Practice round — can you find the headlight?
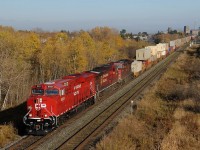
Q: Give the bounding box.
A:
[39,98,42,103]
[44,114,47,117]
[29,114,32,117]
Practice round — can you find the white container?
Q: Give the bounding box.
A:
[161,50,166,56]
[157,52,161,59]
[136,48,151,60]
[156,43,166,51]
[165,43,169,51]
[131,60,142,73]
[170,41,175,47]
[157,43,168,51]
[145,46,157,56]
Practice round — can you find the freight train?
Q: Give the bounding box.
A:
[23,36,191,135]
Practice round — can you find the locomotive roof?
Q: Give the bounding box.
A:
[91,63,113,72]
[33,72,95,89]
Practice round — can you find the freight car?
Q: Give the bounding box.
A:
[131,36,191,76]
[23,36,191,135]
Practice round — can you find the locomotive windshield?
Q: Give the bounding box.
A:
[32,89,44,95]
[45,89,59,95]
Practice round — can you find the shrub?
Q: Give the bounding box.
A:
[96,116,154,150]
[161,121,200,150]
[0,124,19,148]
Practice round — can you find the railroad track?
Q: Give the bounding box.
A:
[5,45,187,150]
[5,135,43,150]
[56,50,181,150]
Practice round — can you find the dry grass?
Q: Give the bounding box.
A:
[96,88,175,150]
[136,91,172,124]
[0,124,19,148]
[95,45,200,150]
[96,116,153,150]
[161,99,200,150]
[161,121,200,150]
[173,107,188,120]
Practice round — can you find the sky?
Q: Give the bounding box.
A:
[0,0,199,33]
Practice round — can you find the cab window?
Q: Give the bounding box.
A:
[45,89,59,95]
[32,89,44,95]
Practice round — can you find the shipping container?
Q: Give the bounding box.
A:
[157,52,161,59]
[131,60,142,77]
[150,55,157,63]
[170,41,175,47]
[156,43,166,52]
[161,50,166,56]
[136,48,151,61]
[165,43,169,51]
[145,46,157,56]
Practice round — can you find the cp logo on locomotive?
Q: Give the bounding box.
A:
[35,103,47,111]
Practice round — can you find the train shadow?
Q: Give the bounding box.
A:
[0,102,27,135]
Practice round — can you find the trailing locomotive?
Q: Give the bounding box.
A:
[23,37,191,135]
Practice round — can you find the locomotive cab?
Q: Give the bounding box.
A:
[23,83,60,135]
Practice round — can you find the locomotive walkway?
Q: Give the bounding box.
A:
[6,45,188,150]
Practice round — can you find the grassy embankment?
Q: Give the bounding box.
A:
[0,124,19,148]
[96,45,200,150]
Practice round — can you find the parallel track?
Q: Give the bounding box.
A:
[56,50,181,150]
[5,136,43,150]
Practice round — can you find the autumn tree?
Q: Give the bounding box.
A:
[0,25,152,110]
[38,32,70,81]
[0,27,31,109]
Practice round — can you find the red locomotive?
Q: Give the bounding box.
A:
[23,60,132,135]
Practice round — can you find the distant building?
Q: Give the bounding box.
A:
[168,27,172,33]
[133,35,148,41]
[184,26,190,34]
[191,29,199,36]
[139,36,148,41]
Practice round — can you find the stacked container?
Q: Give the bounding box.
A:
[136,48,151,70]
[170,41,176,52]
[131,60,142,77]
[136,48,151,61]
[162,43,169,56]
[156,43,167,59]
[145,46,157,64]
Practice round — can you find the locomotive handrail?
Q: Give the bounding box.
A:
[23,107,32,126]
[44,107,57,126]
[99,81,118,93]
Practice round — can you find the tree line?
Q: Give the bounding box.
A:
[0,26,150,110]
